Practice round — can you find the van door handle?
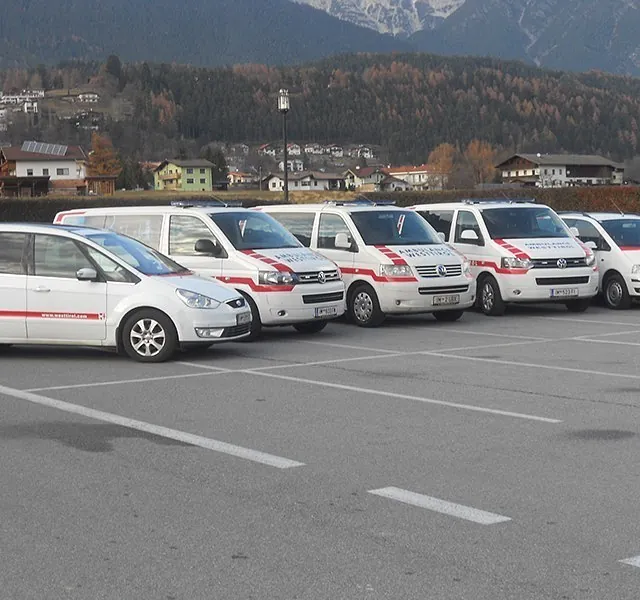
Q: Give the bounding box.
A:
[33,286,51,293]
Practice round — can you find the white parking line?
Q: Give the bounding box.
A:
[244,370,562,423]
[620,556,640,568]
[0,384,304,469]
[291,340,399,354]
[368,487,511,525]
[547,316,640,327]
[577,338,640,347]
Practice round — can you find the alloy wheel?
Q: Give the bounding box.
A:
[130,318,166,357]
[482,282,495,312]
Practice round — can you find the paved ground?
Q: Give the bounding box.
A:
[2,303,640,599]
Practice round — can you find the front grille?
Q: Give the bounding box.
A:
[226,297,246,309]
[530,257,587,269]
[297,270,341,284]
[221,323,251,338]
[418,285,469,295]
[302,291,345,304]
[415,264,463,278]
[536,276,590,286]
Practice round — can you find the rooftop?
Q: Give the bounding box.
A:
[497,153,624,169]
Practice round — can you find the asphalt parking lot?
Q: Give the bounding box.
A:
[2,304,640,599]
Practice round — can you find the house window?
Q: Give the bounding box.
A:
[27,169,33,176]
[552,169,556,175]
[187,168,194,174]
[56,168,70,176]
[42,168,49,176]
[187,178,194,184]
[314,181,318,187]
[200,179,206,184]
[544,169,548,175]
[200,169,205,174]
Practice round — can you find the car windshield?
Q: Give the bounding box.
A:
[482,207,570,239]
[85,231,189,276]
[208,211,301,250]
[350,210,442,245]
[600,218,640,247]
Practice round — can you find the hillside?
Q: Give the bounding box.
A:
[2,54,640,163]
[0,0,408,68]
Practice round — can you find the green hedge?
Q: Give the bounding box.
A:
[2,186,639,223]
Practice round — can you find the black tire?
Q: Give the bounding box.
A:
[121,309,178,363]
[603,273,632,310]
[238,292,262,342]
[565,298,592,313]
[478,275,506,316]
[433,310,464,322]
[0,344,12,353]
[293,320,328,334]
[348,283,385,327]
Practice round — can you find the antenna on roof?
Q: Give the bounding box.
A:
[611,200,625,216]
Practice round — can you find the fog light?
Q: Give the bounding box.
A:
[195,328,223,338]
[395,300,401,306]
[277,310,287,317]
[512,289,522,296]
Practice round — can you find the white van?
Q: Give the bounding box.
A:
[412,199,599,316]
[259,201,475,326]
[54,203,345,338]
[560,211,640,309]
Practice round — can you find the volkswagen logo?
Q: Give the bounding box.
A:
[317,271,326,284]
[436,264,448,277]
[557,258,567,269]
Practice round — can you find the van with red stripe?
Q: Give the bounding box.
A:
[54,203,345,338]
[259,201,475,326]
[411,199,599,316]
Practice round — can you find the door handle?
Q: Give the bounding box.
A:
[33,286,51,293]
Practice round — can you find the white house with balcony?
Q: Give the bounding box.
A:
[278,158,304,172]
[263,171,346,191]
[383,164,448,190]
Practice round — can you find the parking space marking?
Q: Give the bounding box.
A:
[368,487,512,525]
[620,556,640,569]
[546,316,640,327]
[290,340,399,354]
[0,384,304,469]
[577,338,640,347]
[243,370,562,423]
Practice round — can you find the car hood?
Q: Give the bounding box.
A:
[376,244,463,264]
[151,273,241,302]
[240,247,337,271]
[497,238,586,259]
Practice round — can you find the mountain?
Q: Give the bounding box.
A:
[0,0,409,68]
[292,0,465,36]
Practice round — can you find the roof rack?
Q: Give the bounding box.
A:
[170,199,243,208]
[461,197,536,205]
[323,198,397,207]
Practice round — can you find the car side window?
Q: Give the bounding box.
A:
[573,219,609,251]
[169,215,220,256]
[454,210,484,245]
[0,232,28,275]
[318,214,351,250]
[103,215,163,249]
[84,245,139,283]
[34,235,93,278]
[419,210,453,242]
[269,212,315,247]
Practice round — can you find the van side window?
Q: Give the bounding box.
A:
[103,215,163,249]
[269,212,314,247]
[169,215,219,256]
[572,219,609,250]
[318,214,351,250]
[0,232,28,275]
[419,210,453,242]
[34,235,93,278]
[454,211,484,245]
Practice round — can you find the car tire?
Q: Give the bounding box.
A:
[433,310,465,322]
[478,275,506,316]
[238,292,262,342]
[121,309,178,363]
[603,273,632,310]
[565,298,592,313]
[293,320,328,334]
[348,283,385,327]
[0,344,12,353]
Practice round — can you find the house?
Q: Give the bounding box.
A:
[352,145,374,159]
[227,171,255,186]
[495,153,625,187]
[258,144,277,157]
[154,159,214,192]
[382,164,448,190]
[0,141,88,196]
[23,101,38,114]
[304,143,323,155]
[78,93,100,103]
[0,89,44,104]
[278,158,304,172]
[263,171,346,192]
[379,175,410,192]
[343,166,387,191]
[329,145,344,158]
[287,143,302,156]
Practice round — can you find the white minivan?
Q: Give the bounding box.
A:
[412,199,599,316]
[54,203,345,338]
[0,223,252,362]
[560,211,640,309]
[259,201,476,326]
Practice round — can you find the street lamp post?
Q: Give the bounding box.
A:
[278,89,290,203]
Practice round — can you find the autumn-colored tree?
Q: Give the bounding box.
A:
[88,132,122,176]
[464,140,497,185]
[427,143,456,174]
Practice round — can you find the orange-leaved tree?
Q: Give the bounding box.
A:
[427,142,456,174]
[464,139,497,185]
[88,132,122,176]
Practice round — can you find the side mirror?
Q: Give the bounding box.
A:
[569,226,580,237]
[195,238,222,257]
[77,267,98,282]
[585,241,598,250]
[460,229,479,242]
[334,232,352,250]
[437,232,446,242]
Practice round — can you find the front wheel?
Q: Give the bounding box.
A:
[238,292,262,342]
[121,309,178,363]
[293,320,328,334]
[348,284,385,327]
[478,276,506,316]
[603,273,632,310]
[565,298,592,313]
[433,310,464,322]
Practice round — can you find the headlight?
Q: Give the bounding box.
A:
[380,264,413,277]
[176,289,221,309]
[258,271,299,286]
[501,257,532,270]
[585,253,596,267]
[631,264,640,275]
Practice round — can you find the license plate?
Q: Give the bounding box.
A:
[237,312,252,324]
[433,294,460,306]
[550,288,579,298]
[315,306,338,318]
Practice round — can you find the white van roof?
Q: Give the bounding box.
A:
[57,204,252,217]
[260,203,411,214]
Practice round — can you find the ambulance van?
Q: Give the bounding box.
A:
[259,201,475,327]
[54,203,345,338]
[412,199,599,316]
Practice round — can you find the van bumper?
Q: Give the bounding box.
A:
[376,278,476,314]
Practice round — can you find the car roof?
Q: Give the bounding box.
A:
[0,222,128,239]
[560,212,640,221]
[413,200,540,210]
[56,205,252,216]
[261,203,410,213]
